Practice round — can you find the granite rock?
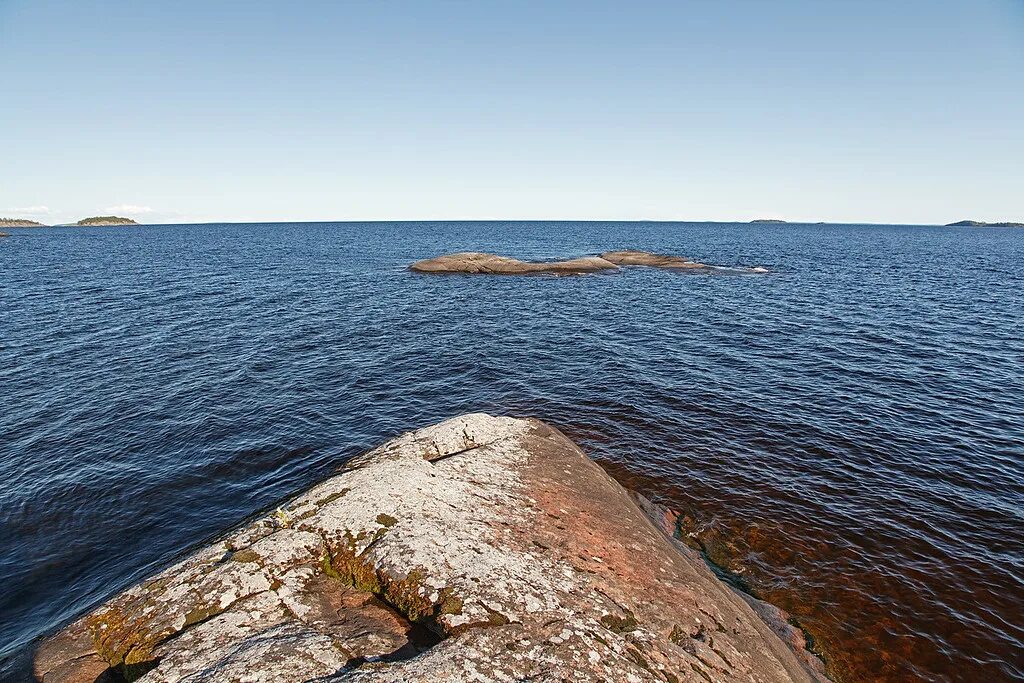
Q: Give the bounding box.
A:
[35,414,827,683]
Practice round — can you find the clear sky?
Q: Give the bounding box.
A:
[2,0,1022,225]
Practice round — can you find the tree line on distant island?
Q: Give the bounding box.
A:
[749,219,1024,227]
[0,216,138,227]
[944,220,1024,227]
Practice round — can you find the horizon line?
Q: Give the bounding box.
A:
[2,218,990,228]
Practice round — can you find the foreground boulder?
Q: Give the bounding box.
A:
[35,414,826,683]
[409,252,619,275]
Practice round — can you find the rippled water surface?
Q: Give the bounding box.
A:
[1,221,1022,682]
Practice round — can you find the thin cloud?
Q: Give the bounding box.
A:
[104,205,154,216]
[3,205,52,216]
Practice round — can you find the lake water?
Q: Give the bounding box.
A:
[1,221,1021,682]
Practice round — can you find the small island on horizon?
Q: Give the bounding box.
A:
[0,218,47,227]
[1,216,140,228]
[74,216,138,226]
[946,219,1024,227]
[750,219,787,224]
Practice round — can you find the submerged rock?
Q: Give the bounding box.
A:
[409,251,618,275]
[35,414,827,683]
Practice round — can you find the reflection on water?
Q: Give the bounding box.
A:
[1,221,1021,681]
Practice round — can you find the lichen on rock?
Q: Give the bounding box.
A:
[34,413,827,683]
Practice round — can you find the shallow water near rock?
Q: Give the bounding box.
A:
[1,220,1022,682]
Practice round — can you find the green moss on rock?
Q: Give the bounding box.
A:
[375,513,398,528]
[320,532,461,632]
[84,606,169,682]
[315,489,350,506]
[230,548,261,563]
[600,610,638,634]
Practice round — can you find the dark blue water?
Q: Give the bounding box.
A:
[1,221,1022,682]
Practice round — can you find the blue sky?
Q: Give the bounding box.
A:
[1,0,1022,224]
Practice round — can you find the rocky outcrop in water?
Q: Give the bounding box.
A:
[35,414,825,683]
[410,250,715,275]
[408,252,619,275]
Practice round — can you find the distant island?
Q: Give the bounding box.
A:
[1,216,141,227]
[750,219,787,224]
[74,216,138,226]
[0,218,47,227]
[946,220,1024,227]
